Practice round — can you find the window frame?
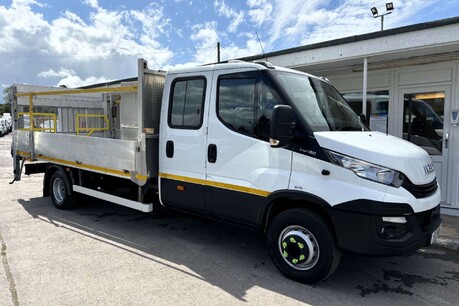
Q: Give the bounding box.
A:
[216,70,282,141]
[168,76,207,130]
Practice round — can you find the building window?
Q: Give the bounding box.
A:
[403,92,445,155]
[343,91,389,133]
[169,78,206,129]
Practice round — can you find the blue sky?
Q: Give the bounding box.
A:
[1,0,459,90]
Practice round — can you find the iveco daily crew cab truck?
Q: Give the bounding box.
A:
[11,59,442,283]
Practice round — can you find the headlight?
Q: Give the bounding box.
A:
[325,150,403,187]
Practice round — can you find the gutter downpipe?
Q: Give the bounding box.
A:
[362,57,368,120]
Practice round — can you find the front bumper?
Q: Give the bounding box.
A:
[328,202,442,256]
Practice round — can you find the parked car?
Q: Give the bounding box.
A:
[3,113,11,131]
[0,118,8,136]
[39,119,61,132]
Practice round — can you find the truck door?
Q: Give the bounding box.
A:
[205,70,292,226]
[159,71,213,214]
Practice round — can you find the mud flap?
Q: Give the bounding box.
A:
[10,156,24,184]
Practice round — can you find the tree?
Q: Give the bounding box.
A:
[1,87,12,114]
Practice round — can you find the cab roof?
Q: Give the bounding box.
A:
[166,60,321,81]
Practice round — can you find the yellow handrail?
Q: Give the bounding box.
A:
[76,114,109,136]
[15,86,137,135]
[15,86,137,97]
[18,112,57,132]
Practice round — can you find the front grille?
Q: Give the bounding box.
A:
[402,177,438,199]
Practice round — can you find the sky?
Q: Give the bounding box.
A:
[1,0,459,92]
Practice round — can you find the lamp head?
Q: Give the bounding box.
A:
[371,7,378,17]
[386,2,394,11]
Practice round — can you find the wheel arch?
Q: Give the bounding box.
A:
[43,165,75,197]
[259,190,335,235]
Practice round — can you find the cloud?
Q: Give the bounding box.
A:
[36,67,111,87]
[1,0,456,91]
[297,0,441,46]
[214,0,245,32]
[48,2,173,67]
[190,22,220,64]
[244,0,445,49]
[247,0,272,26]
[190,22,261,64]
[263,0,330,45]
[0,0,174,88]
[0,0,50,53]
[220,36,262,60]
[84,0,99,9]
[37,68,77,78]
[56,75,110,88]
[12,0,45,8]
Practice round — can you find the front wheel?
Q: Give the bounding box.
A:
[49,170,77,209]
[267,209,341,284]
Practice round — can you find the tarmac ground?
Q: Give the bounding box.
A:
[435,214,459,250]
[1,133,458,306]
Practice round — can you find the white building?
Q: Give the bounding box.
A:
[241,17,459,216]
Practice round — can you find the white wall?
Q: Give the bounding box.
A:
[323,61,459,211]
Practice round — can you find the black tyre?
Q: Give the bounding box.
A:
[49,170,77,209]
[266,209,341,284]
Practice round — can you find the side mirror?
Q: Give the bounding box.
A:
[269,105,295,148]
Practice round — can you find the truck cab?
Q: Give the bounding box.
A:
[158,61,441,282]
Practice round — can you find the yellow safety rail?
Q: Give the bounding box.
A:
[18,112,57,132]
[15,86,138,135]
[15,86,138,98]
[76,114,110,136]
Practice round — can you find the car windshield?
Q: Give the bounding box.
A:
[273,71,366,132]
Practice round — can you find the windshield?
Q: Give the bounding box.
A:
[273,71,366,132]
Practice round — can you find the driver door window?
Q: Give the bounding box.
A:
[217,73,281,140]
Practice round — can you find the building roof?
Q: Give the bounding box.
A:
[78,77,138,89]
[238,16,459,74]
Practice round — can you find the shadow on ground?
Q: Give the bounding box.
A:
[17,195,459,305]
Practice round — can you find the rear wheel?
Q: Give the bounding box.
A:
[267,209,341,284]
[49,170,77,209]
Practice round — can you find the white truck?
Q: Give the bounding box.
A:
[10,59,442,283]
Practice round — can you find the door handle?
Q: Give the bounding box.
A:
[437,133,449,149]
[166,140,174,158]
[208,144,217,163]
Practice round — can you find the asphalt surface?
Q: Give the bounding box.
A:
[1,133,459,306]
[435,214,459,251]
